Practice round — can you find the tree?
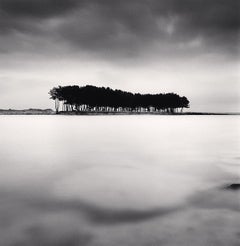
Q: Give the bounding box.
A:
[49,85,190,113]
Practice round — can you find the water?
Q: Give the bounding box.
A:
[0,115,239,246]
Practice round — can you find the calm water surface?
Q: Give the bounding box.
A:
[0,115,239,246]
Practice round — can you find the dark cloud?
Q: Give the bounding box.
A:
[0,0,79,18]
[0,0,238,57]
[0,0,79,34]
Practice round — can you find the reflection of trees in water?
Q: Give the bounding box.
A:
[49,85,189,113]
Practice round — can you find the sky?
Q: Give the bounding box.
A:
[0,0,239,112]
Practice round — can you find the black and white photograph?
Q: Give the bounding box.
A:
[0,0,239,245]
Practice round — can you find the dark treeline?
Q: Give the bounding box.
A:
[49,85,189,113]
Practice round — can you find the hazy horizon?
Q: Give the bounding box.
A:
[0,0,239,112]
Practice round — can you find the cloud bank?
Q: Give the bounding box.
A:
[0,0,239,111]
[0,0,238,57]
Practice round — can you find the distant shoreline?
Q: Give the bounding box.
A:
[0,109,55,115]
[0,109,239,115]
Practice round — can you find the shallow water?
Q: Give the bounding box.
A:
[0,115,239,246]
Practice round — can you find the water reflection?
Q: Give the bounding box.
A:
[0,115,239,246]
[1,184,239,246]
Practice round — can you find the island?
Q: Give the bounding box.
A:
[49,85,190,114]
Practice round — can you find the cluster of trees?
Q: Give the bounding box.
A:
[49,85,189,113]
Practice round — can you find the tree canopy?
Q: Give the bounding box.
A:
[49,85,189,113]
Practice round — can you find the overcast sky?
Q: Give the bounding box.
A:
[0,0,239,112]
